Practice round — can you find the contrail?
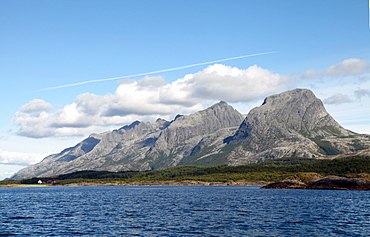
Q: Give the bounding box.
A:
[34,51,276,92]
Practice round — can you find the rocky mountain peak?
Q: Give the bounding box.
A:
[230,88,350,143]
[150,101,244,151]
[161,101,243,131]
[225,89,366,164]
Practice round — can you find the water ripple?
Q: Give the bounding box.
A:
[1,186,369,236]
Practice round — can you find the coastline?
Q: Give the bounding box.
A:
[1,181,269,188]
[62,181,269,186]
[0,184,52,188]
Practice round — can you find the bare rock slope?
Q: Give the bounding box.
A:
[225,89,370,165]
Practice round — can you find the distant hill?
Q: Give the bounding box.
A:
[11,89,370,180]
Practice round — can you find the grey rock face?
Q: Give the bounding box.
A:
[11,119,171,179]
[226,89,370,164]
[145,101,245,168]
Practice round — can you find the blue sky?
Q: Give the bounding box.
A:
[1,0,370,180]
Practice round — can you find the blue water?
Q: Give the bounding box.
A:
[1,186,369,236]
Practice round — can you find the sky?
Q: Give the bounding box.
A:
[1,0,370,180]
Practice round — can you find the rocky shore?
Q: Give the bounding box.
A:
[262,173,370,190]
[1,181,269,187]
[59,181,269,186]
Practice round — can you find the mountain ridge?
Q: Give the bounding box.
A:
[225,88,361,165]
[11,89,370,180]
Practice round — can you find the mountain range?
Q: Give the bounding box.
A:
[11,89,370,180]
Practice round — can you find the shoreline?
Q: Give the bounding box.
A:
[1,181,269,188]
[62,181,269,186]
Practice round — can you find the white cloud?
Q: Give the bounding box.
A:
[14,64,288,138]
[301,69,318,79]
[322,58,370,76]
[323,93,353,105]
[0,150,52,166]
[14,110,56,138]
[137,75,167,88]
[184,64,289,102]
[20,99,53,114]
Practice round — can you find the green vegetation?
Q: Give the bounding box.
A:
[321,126,342,136]
[350,139,368,150]
[178,145,233,166]
[311,139,341,155]
[2,156,370,186]
[147,150,175,170]
[258,157,322,166]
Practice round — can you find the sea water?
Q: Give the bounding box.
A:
[1,186,369,236]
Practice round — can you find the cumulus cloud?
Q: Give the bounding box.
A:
[159,64,290,105]
[301,69,319,79]
[14,64,288,138]
[20,99,53,114]
[183,64,289,102]
[323,93,353,105]
[0,150,52,166]
[322,58,370,76]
